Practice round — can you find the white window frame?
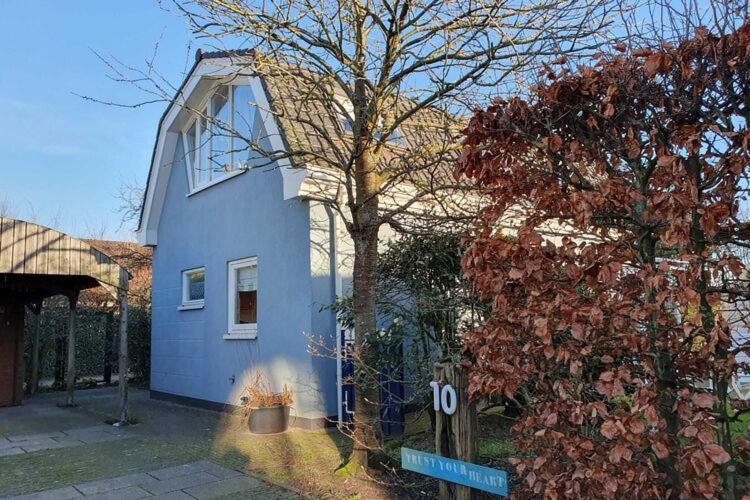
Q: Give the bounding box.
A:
[225,256,258,339]
[334,95,355,133]
[181,81,256,194]
[179,266,205,310]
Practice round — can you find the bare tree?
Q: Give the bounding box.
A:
[0,197,14,218]
[116,178,146,231]
[82,220,110,241]
[91,0,619,467]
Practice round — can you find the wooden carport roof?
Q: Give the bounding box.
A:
[0,217,132,420]
[0,217,129,302]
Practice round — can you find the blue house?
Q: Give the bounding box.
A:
[136,51,363,428]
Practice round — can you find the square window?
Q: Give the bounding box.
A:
[181,267,205,309]
[227,257,258,337]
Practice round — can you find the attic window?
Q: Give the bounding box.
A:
[337,97,355,134]
[183,84,258,190]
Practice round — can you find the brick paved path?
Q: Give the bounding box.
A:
[0,425,130,457]
[0,388,302,499]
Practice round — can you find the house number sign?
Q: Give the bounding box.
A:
[429,380,457,415]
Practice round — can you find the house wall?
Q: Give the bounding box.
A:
[308,202,343,419]
[150,138,338,424]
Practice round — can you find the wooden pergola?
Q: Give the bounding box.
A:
[0,217,131,423]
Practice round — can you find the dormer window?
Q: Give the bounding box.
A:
[183,84,258,190]
[337,96,355,134]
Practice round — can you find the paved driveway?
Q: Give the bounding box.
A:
[0,388,301,499]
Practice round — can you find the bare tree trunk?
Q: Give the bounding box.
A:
[350,120,383,464]
[351,225,382,465]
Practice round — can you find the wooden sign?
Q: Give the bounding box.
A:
[401,448,508,497]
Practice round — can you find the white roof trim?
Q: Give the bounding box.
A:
[136,57,308,246]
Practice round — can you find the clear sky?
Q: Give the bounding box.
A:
[0,1,195,241]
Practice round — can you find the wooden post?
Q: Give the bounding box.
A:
[29,305,41,395]
[65,291,79,407]
[434,362,477,500]
[13,299,24,405]
[54,334,65,388]
[103,310,114,385]
[116,290,129,425]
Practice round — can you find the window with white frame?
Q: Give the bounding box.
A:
[180,267,205,309]
[183,83,258,190]
[227,257,258,337]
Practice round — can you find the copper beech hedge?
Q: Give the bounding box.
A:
[457,22,750,499]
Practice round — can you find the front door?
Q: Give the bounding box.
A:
[0,299,23,407]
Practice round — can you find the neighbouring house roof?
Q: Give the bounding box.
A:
[85,240,152,307]
[136,49,463,244]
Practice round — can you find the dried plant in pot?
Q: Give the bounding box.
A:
[240,373,293,434]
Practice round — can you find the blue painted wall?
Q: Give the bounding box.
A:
[151,138,339,421]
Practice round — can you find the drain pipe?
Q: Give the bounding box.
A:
[328,205,345,428]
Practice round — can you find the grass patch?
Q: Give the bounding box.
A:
[730,411,749,438]
[478,437,517,459]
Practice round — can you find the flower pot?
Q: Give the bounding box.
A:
[247,405,290,434]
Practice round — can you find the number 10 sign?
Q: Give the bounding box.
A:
[429,380,457,415]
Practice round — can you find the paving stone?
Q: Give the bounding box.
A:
[59,426,132,445]
[182,476,262,499]
[10,438,57,448]
[20,438,82,453]
[70,432,125,445]
[0,447,25,457]
[7,486,83,500]
[100,426,132,436]
[75,473,158,495]
[62,425,128,438]
[84,486,152,500]
[60,426,105,438]
[151,492,193,500]
[38,408,76,417]
[142,472,220,495]
[146,463,206,481]
[7,432,66,443]
[191,462,243,479]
